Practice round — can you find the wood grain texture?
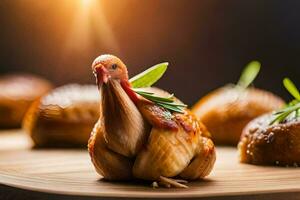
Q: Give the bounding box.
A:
[0,130,300,200]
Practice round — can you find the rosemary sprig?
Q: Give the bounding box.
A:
[133,89,187,113]
[270,78,300,125]
[270,103,300,125]
[236,61,261,89]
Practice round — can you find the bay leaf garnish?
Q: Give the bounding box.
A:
[129,62,168,88]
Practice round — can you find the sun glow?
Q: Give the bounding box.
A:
[80,0,94,7]
[64,0,119,55]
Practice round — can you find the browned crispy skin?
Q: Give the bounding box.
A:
[192,86,285,145]
[132,110,215,181]
[88,81,150,180]
[180,137,216,180]
[0,74,52,128]
[88,120,133,180]
[88,82,216,181]
[88,54,216,185]
[23,84,99,148]
[137,101,179,131]
[238,114,300,166]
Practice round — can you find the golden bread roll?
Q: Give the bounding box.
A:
[192,86,284,145]
[23,84,99,147]
[0,74,52,128]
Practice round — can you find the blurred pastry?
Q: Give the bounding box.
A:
[239,78,300,166]
[0,74,52,128]
[23,84,99,147]
[192,61,285,145]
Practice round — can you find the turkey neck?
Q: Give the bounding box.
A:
[99,80,150,157]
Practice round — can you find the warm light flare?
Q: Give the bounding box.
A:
[63,0,120,55]
[80,0,94,7]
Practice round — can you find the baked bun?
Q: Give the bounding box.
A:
[238,114,300,166]
[192,86,284,145]
[0,74,52,128]
[23,84,99,147]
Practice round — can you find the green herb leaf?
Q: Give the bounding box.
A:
[131,89,154,95]
[156,102,185,113]
[283,78,300,101]
[237,61,261,89]
[129,62,168,88]
[134,90,174,103]
[297,109,300,118]
[133,89,186,113]
[130,62,185,113]
[270,103,300,125]
[288,99,300,106]
[270,78,300,125]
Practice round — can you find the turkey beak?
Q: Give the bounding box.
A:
[94,64,110,88]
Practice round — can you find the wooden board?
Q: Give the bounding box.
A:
[0,130,300,200]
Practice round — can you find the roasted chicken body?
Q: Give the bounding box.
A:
[192,86,284,145]
[238,114,300,166]
[0,74,52,128]
[23,84,99,147]
[88,55,216,187]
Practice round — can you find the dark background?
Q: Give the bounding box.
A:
[0,0,299,105]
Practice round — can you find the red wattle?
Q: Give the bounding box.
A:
[120,80,139,104]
